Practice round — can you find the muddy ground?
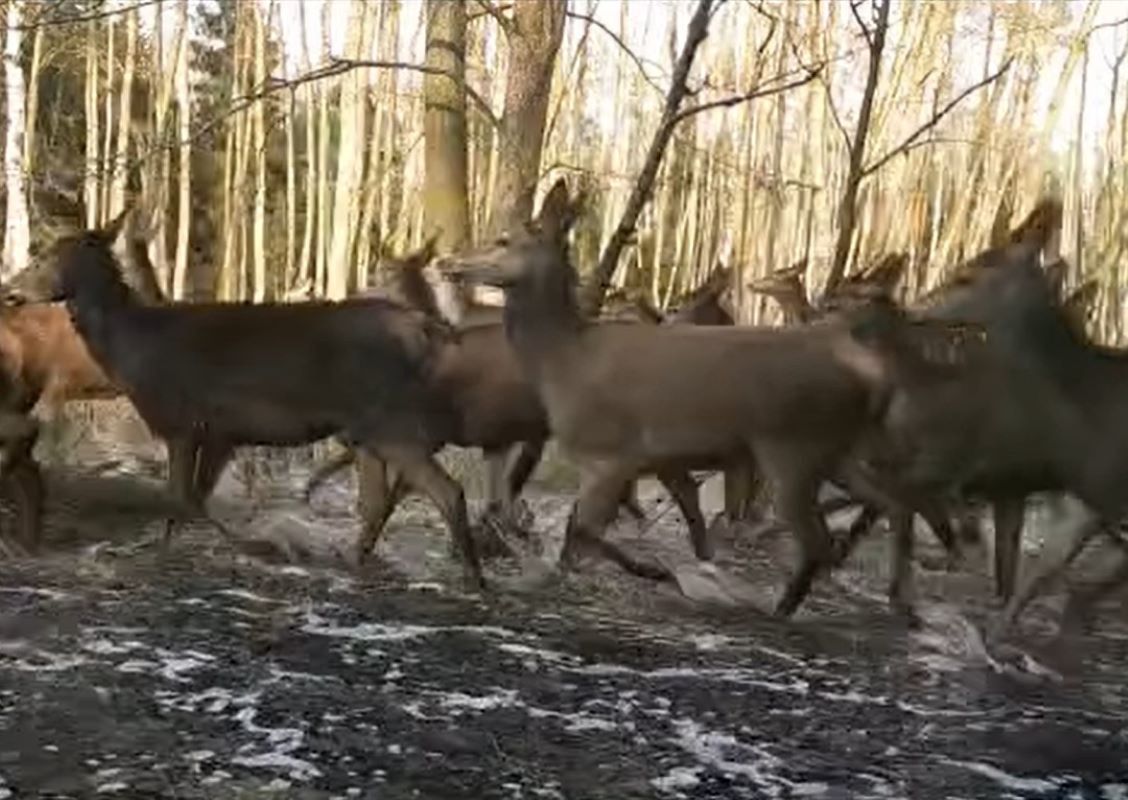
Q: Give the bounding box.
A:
[1,430,1127,799]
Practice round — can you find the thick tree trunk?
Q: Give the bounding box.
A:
[326,0,372,300]
[485,0,566,239]
[825,0,891,293]
[423,0,471,253]
[3,0,29,277]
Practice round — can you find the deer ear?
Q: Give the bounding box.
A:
[416,232,440,264]
[1008,196,1063,254]
[538,178,573,233]
[103,207,131,243]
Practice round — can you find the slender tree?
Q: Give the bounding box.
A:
[3,0,29,277]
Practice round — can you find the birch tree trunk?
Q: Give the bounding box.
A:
[84,17,100,228]
[23,17,42,181]
[109,2,137,218]
[3,0,29,277]
[423,0,471,253]
[252,1,268,301]
[485,0,566,239]
[326,0,371,300]
[296,1,316,290]
[315,1,332,295]
[101,10,116,222]
[172,0,192,300]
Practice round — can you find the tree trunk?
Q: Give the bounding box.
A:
[23,17,42,181]
[423,0,471,253]
[296,1,316,290]
[581,0,716,316]
[485,0,566,239]
[109,2,137,218]
[315,1,332,294]
[101,10,115,223]
[825,0,891,293]
[84,17,100,227]
[326,0,371,300]
[252,1,268,301]
[172,0,192,300]
[3,0,29,277]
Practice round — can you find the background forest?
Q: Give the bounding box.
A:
[1,0,1126,337]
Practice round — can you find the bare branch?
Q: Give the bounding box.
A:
[332,58,499,127]
[582,0,717,315]
[1090,14,1128,34]
[783,25,853,151]
[850,0,873,48]
[468,0,513,31]
[565,10,667,96]
[862,57,1013,178]
[670,66,823,126]
[10,0,163,31]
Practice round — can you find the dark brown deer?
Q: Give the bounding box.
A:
[0,218,213,551]
[865,199,1128,633]
[448,179,959,617]
[307,242,713,563]
[12,212,488,588]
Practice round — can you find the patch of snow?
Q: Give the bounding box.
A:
[939,759,1057,794]
[82,638,146,656]
[690,634,731,651]
[652,765,702,792]
[0,586,75,602]
[1102,784,1128,800]
[96,782,128,793]
[301,611,515,642]
[217,588,278,604]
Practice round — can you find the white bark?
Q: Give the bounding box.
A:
[109,3,137,218]
[3,0,30,277]
[172,0,192,299]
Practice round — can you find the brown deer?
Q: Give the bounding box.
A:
[11,211,488,589]
[448,179,963,617]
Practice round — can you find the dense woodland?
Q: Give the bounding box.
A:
[1,0,1125,335]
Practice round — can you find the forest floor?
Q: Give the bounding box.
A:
[1,429,1127,799]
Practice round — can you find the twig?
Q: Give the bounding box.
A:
[670,66,822,126]
[861,57,1013,177]
[10,0,163,31]
[332,58,499,127]
[565,10,667,96]
[1090,14,1128,34]
[469,0,513,31]
[850,0,873,49]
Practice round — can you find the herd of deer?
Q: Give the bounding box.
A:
[0,178,1123,640]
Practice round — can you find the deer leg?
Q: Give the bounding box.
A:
[356,448,395,522]
[192,441,234,507]
[562,462,672,582]
[619,481,646,521]
[887,509,919,624]
[369,443,482,591]
[758,442,836,618]
[354,453,410,564]
[1061,546,1128,635]
[305,447,357,505]
[0,416,43,553]
[991,497,1025,602]
[995,513,1101,638]
[503,438,545,531]
[723,461,759,524]
[654,467,711,560]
